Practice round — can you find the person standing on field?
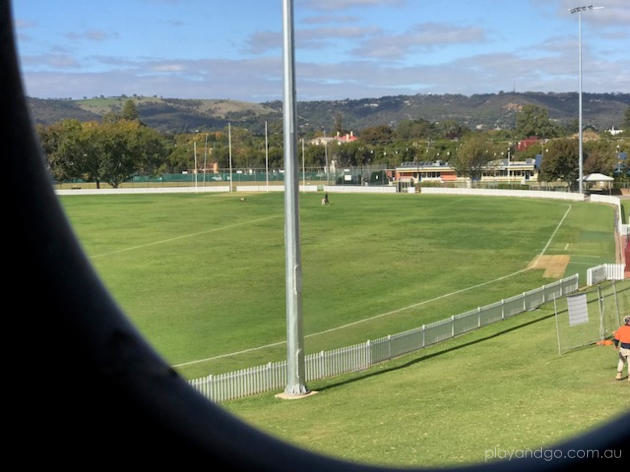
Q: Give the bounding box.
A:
[613,315,630,382]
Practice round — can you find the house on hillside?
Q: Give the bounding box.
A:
[309,131,358,146]
[608,126,624,136]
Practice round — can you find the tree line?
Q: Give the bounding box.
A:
[36,100,629,188]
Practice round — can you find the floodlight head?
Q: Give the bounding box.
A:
[569,5,604,14]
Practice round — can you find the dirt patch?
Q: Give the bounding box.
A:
[528,255,570,278]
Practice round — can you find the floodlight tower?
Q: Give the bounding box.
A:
[281,0,308,396]
[569,5,603,194]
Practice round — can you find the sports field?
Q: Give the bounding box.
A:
[60,191,617,379]
[224,293,630,467]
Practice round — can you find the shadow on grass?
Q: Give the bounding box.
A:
[316,309,560,393]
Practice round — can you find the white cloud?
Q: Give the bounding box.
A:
[21,53,81,69]
[301,0,405,11]
[243,25,381,54]
[301,15,359,24]
[19,43,629,102]
[353,23,487,59]
[65,30,118,42]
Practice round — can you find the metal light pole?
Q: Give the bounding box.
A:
[203,133,208,186]
[281,0,308,396]
[265,120,269,191]
[228,122,233,192]
[324,139,329,185]
[570,5,603,194]
[302,138,306,189]
[193,140,198,191]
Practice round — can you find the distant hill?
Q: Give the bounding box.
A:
[27,92,629,134]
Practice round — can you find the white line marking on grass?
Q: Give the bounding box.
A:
[173,204,574,368]
[173,267,529,368]
[91,215,279,259]
[173,340,289,367]
[539,205,572,257]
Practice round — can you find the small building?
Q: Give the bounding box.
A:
[395,158,539,185]
[517,136,539,152]
[583,173,614,193]
[395,161,456,184]
[309,131,358,146]
[608,126,624,136]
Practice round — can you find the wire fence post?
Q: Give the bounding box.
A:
[553,295,562,355]
[612,279,621,327]
[422,324,426,348]
[597,285,605,341]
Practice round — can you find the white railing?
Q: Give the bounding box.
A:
[235,185,319,192]
[189,274,579,403]
[323,185,397,194]
[420,187,586,201]
[56,186,231,195]
[587,263,625,286]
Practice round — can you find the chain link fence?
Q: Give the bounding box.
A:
[554,279,628,355]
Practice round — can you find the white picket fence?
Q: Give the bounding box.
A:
[189,274,579,403]
[323,185,397,194]
[586,263,625,286]
[420,187,586,201]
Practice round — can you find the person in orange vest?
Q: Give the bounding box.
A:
[613,315,630,382]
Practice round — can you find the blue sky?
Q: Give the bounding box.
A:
[11,0,630,102]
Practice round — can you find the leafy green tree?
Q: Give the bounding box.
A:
[41,118,168,187]
[36,119,83,181]
[166,133,195,172]
[452,133,493,180]
[396,119,435,140]
[121,99,139,121]
[436,120,468,140]
[623,106,630,134]
[584,140,616,176]
[515,105,560,139]
[359,125,394,145]
[539,138,579,188]
[115,120,167,177]
[55,121,106,187]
